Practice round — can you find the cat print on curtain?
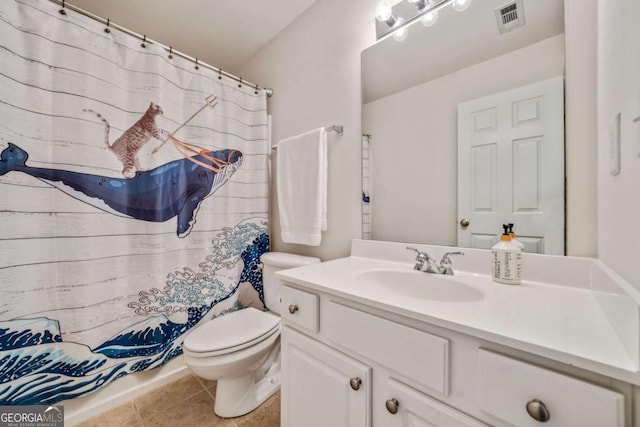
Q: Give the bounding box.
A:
[0,0,270,404]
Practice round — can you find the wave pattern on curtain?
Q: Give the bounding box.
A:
[0,0,269,404]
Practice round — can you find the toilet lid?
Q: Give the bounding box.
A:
[183,308,280,354]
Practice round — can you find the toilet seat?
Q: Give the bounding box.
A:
[184,308,280,358]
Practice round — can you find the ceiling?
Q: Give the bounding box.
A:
[362,0,565,103]
[68,0,317,73]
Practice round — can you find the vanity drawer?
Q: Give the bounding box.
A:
[478,350,624,427]
[380,378,488,427]
[281,286,319,333]
[326,302,449,395]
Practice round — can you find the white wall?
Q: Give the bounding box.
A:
[363,35,565,246]
[598,0,640,289]
[238,0,380,260]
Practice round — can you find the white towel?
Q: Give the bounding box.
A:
[276,128,327,246]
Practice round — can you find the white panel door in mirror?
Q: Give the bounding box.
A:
[472,108,497,133]
[471,143,497,212]
[458,76,564,254]
[513,137,542,212]
[512,96,543,126]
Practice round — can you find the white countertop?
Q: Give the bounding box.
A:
[277,254,639,383]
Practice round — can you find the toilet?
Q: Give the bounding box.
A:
[183,252,320,418]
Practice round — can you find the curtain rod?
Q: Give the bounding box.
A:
[48,0,273,97]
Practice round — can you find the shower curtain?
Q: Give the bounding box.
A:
[362,135,371,240]
[0,0,269,404]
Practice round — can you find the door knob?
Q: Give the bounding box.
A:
[288,304,298,314]
[460,218,470,227]
[526,399,550,422]
[385,398,399,414]
[349,377,362,391]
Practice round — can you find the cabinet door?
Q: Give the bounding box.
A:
[282,326,371,427]
[378,378,487,427]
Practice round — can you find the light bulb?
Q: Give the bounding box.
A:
[376,1,393,22]
[421,10,439,26]
[452,0,472,12]
[392,21,408,42]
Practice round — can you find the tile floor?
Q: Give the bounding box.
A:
[76,375,280,427]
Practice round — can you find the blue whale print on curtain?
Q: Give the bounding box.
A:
[0,0,270,405]
[0,143,243,237]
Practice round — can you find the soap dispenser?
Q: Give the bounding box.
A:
[507,223,525,252]
[491,224,522,285]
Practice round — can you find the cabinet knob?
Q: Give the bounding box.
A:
[385,398,399,415]
[349,377,362,391]
[288,304,299,314]
[526,399,550,422]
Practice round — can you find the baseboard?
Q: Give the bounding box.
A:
[61,357,190,426]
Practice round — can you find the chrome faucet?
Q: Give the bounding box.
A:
[437,251,464,275]
[406,247,439,273]
[406,247,464,275]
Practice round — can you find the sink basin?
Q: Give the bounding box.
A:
[355,268,484,302]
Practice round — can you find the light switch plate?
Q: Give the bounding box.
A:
[609,112,621,175]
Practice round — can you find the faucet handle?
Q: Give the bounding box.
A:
[407,246,423,256]
[406,247,430,260]
[407,247,435,272]
[440,251,464,265]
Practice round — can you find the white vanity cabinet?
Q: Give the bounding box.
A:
[280,283,630,427]
[477,350,625,427]
[378,378,488,427]
[280,285,489,427]
[281,326,371,427]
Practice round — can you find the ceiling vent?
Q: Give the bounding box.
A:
[495,0,525,34]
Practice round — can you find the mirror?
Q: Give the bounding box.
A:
[362,0,566,254]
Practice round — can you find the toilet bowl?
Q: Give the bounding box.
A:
[183,252,320,418]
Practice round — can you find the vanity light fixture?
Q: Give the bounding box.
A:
[408,0,428,11]
[412,0,443,26]
[392,18,409,41]
[376,0,398,27]
[452,0,473,12]
[375,0,474,40]
[420,10,439,26]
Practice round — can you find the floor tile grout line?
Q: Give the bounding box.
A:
[140,375,209,407]
[193,375,215,395]
[194,374,217,392]
[131,400,146,427]
[203,387,216,402]
[193,375,207,390]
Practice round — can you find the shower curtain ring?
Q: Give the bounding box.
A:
[238,78,243,88]
[195,58,199,70]
[254,83,259,95]
[104,19,111,33]
[168,46,173,59]
[218,69,222,80]
[59,0,67,15]
[141,35,147,48]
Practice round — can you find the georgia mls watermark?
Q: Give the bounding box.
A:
[0,405,64,427]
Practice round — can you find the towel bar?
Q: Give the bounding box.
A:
[272,125,343,151]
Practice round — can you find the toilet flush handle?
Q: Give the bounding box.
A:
[288,304,299,314]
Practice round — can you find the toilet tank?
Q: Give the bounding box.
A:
[260,252,320,314]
